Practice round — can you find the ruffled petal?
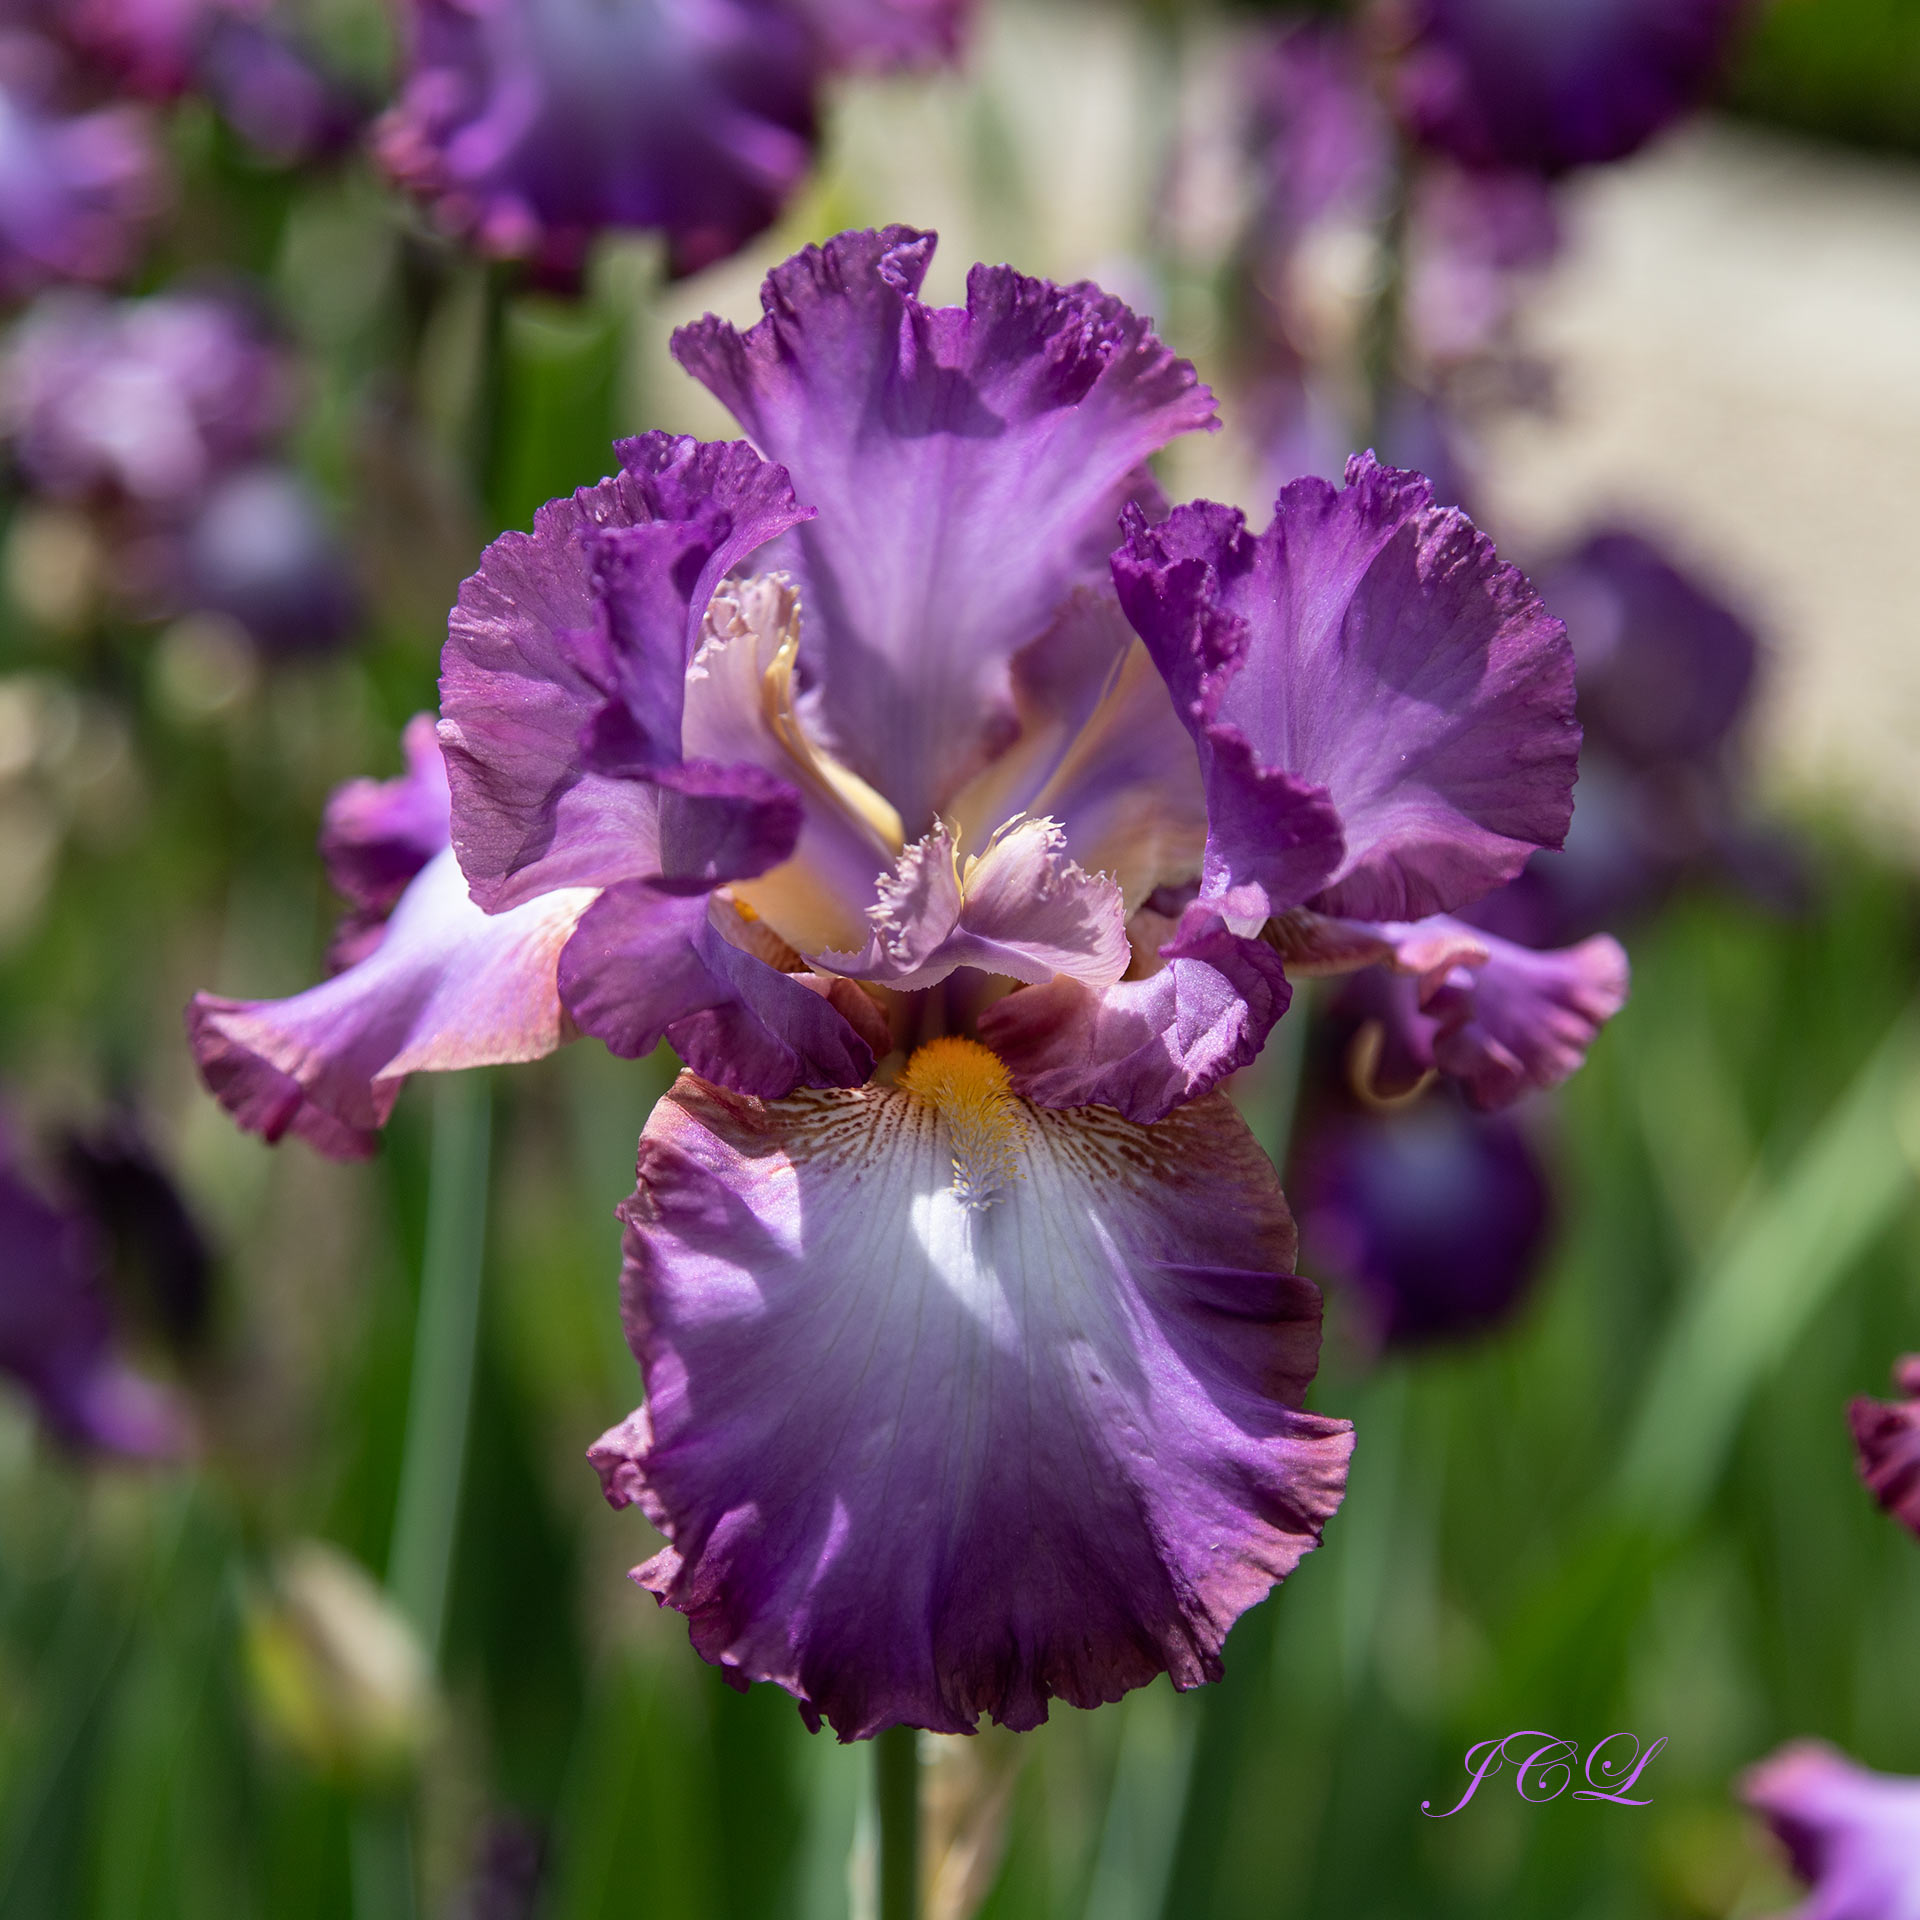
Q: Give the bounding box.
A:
[590,1064,1351,1738]
[318,712,452,915]
[1113,455,1578,923]
[438,430,809,910]
[1849,1357,1920,1542]
[1740,1742,1920,1920]
[821,819,1128,993]
[555,882,874,1094]
[977,905,1292,1123]
[188,848,594,1159]
[945,587,1208,913]
[674,227,1217,832]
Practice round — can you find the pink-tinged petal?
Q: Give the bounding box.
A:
[555,883,873,1095]
[1113,455,1578,923]
[187,848,595,1159]
[978,905,1292,1123]
[1740,1741,1920,1920]
[438,430,809,911]
[946,587,1208,914]
[1849,1357,1920,1542]
[319,713,452,915]
[1262,905,1489,981]
[681,571,899,955]
[592,1064,1351,1738]
[674,227,1217,832]
[822,819,1128,994]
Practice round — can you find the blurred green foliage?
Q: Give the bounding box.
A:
[1729,0,1920,155]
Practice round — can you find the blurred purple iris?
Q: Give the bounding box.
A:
[375,0,970,284]
[1741,1742,1920,1920]
[1295,1094,1551,1348]
[0,30,161,296]
[0,1111,191,1458]
[1390,0,1753,177]
[189,228,1628,1738]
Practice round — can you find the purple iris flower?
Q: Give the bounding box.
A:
[196,17,364,164]
[1849,1357,1920,1543]
[1295,1094,1551,1347]
[1,285,291,514]
[0,31,160,296]
[0,1113,189,1458]
[189,228,1624,1736]
[1391,0,1753,177]
[183,463,361,653]
[374,0,968,285]
[1741,1742,1920,1920]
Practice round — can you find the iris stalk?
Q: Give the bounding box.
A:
[876,1725,921,1920]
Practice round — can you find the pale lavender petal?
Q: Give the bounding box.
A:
[591,1066,1351,1738]
[188,848,595,1159]
[319,713,451,916]
[1849,1357,1920,1543]
[438,431,809,910]
[823,819,1128,994]
[978,905,1292,1123]
[555,883,873,1094]
[786,0,968,69]
[674,226,1217,831]
[1113,455,1578,923]
[1740,1742,1920,1920]
[945,587,1208,914]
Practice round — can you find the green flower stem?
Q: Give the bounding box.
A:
[388,1069,493,1663]
[875,1725,921,1920]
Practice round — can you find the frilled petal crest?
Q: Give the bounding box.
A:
[188,847,595,1159]
[590,1056,1351,1738]
[977,903,1291,1124]
[1741,1742,1920,1920]
[438,431,810,910]
[1113,456,1578,926]
[673,226,1218,833]
[1850,1357,1920,1543]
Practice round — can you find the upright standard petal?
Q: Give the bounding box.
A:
[590,1049,1351,1738]
[978,904,1291,1124]
[1850,1357,1920,1543]
[188,848,595,1159]
[1740,1742,1920,1920]
[674,227,1217,832]
[1114,456,1578,924]
[438,431,809,910]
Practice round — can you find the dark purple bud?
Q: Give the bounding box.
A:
[184,464,359,654]
[1295,1095,1553,1348]
[1393,0,1754,177]
[197,17,365,165]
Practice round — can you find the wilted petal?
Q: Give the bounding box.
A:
[946,587,1208,913]
[674,226,1217,832]
[188,848,594,1158]
[556,883,874,1094]
[438,431,808,909]
[824,819,1128,993]
[1849,1357,1920,1543]
[1113,456,1577,923]
[1740,1741,1920,1920]
[978,905,1291,1123]
[591,1059,1351,1738]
